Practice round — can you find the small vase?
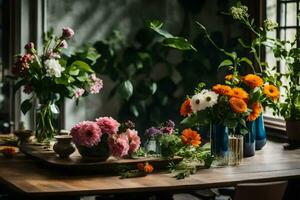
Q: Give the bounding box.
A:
[210,123,229,165]
[244,120,256,157]
[76,135,110,161]
[35,102,59,143]
[145,138,160,154]
[53,135,75,158]
[255,114,267,150]
[228,134,243,166]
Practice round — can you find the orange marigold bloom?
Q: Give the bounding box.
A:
[263,85,280,100]
[144,163,154,173]
[181,128,201,147]
[225,74,233,81]
[212,84,232,96]
[243,74,264,88]
[229,97,248,113]
[180,98,193,117]
[230,88,249,100]
[247,102,262,121]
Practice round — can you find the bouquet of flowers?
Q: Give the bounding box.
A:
[12,27,103,142]
[71,117,141,159]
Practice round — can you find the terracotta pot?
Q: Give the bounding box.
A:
[286,119,300,144]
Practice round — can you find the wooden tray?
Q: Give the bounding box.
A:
[20,144,182,174]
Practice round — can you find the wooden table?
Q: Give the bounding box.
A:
[0,141,300,198]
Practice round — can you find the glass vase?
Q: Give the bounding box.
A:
[255,114,267,150]
[243,120,256,157]
[210,123,229,166]
[35,102,58,143]
[228,134,243,166]
[145,137,160,155]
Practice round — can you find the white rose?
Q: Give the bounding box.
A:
[44,59,65,78]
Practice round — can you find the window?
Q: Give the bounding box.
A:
[264,0,299,131]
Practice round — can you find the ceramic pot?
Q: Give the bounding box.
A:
[255,114,267,150]
[53,135,75,158]
[76,135,110,161]
[286,119,300,145]
[244,120,256,157]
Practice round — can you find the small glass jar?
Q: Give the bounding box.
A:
[228,134,244,166]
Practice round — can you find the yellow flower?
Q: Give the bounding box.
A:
[263,85,280,100]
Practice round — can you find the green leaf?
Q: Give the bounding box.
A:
[130,105,139,117]
[69,66,80,76]
[240,57,253,67]
[71,61,94,73]
[240,128,248,135]
[14,79,27,93]
[118,80,133,101]
[223,119,238,129]
[162,37,196,51]
[49,103,59,114]
[21,99,32,115]
[218,59,233,68]
[147,20,173,38]
[149,82,157,95]
[195,21,207,31]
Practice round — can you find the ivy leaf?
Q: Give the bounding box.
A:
[13,79,27,93]
[118,80,133,100]
[218,59,233,68]
[21,99,32,115]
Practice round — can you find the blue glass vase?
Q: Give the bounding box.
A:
[210,123,229,164]
[244,120,256,157]
[255,114,267,150]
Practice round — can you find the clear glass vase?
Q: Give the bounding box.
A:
[35,102,58,143]
[228,134,244,166]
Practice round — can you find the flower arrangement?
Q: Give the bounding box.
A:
[12,27,103,142]
[0,146,18,158]
[71,117,141,159]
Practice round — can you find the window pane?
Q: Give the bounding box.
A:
[286,3,297,26]
[280,3,286,26]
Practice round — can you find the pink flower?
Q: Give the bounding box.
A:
[96,117,120,134]
[108,133,129,158]
[24,42,34,50]
[60,40,68,48]
[74,88,85,99]
[89,75,103,94]
[70,121,102,147]
[126,129,141,153]
[12,54,33,76]
[48,50,61,59]
[62,27,74,39]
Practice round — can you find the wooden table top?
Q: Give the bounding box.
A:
[0,140,300,197]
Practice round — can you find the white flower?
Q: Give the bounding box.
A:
[264,19,278,31]
[201,91,219,108]
[230,5,249,20]
[44,59,65,77]
[191,90,219,112]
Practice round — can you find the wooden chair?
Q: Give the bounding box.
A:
[234,181,288,200]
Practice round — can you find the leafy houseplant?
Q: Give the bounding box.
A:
[12,27,103,142]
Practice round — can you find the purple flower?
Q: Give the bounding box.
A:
[74,88,85,99]
[24,42,34,50]
[62,27,74,39]
[60,40,68,48]
[145,127,161,138]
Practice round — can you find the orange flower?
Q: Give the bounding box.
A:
[230,88,249,100]
[181,128,201,147]
[243,74,264,88]
[225,74,233,81]
[229,97,248,113]
[247,102,262,121]
[263,85,280,100]
[144,163,154,173]
[180,98,193,117]
[0,146,17,158]
[212,84,233,96]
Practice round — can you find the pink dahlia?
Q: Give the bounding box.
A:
[70,121,102,147]
[96,117,120,135]
[108,133,129,158]
[126,129,141,153]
